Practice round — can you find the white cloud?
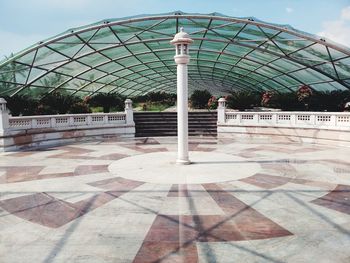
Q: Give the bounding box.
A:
[318,6,350,47]
[0,30,47,60]
[286,7,294,14]
[341,6,350,20]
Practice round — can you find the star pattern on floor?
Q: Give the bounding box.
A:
[0,137,349,262]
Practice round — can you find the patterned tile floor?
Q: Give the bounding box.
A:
[0,137,350,262]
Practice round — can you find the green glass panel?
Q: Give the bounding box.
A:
[80,69,107,80]
[215,63,233,71]
[272,75,300,87]
[255,66,280,77]
[77,30,99,42]
[34,47,68,66]
[117,56,140,67]
[26,67,47,83]
[225,44,252,56]
[89,27,119,43]
[237,59,259,71]
[2,66,30,84]
[97,62,124,73]
[33,72,69,87]
[289,68,332,83]
[216,54,239,64]
[55,61,90,76]
[147,61,167,68]
[269,58,302,72]
[329,48,348,60]
[200,40,227,51]
[81,82,104,93]
[56,35,84,44]
[100,46,130,59]
[78,54,110,67]
[97,75,118,84]
[314,63,338,79]
[16,51,36,65]
[73,45,95,58]
[136,53,158,63]
[334,57,350,79]
[48,43,84,58]
[248,50,279,63]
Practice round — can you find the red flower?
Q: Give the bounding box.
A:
[297,85,312,101]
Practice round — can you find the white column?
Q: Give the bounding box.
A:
[217,98,226,124]
[0,98,9,135]
[125,99,134,125]
[176,63,190,164]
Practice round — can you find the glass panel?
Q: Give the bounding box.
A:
[55,61,90,76]
[34,47,68,66]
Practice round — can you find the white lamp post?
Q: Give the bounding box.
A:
[171,28,193,165]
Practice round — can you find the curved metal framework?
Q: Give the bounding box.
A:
[0,11,350,97]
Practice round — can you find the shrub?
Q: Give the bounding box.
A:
[308,90,350,111]
[69,101,91,114]
[226,91,260,110]
[273,93,304,111]
[132,91,176,105]
[39,92,80,114]
[87,93,124,113]
[190,90,212,109]
[4,95,38,116]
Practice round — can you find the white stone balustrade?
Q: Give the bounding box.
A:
[222,111,350,130]
[2,98,134,131]
[8,112,127,131]
[0,98,135,151]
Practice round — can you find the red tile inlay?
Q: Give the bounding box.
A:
[0,177,144,228]
[74,165,109,175]
[0,166,45,183]
[135,183,292,262]
[48,145,129,160]
[97,153,129,160]
[240,173,292,189]
[0,164,111,184]
[241,174,336,190]
[311,184,350,215]
[203,183,292,240]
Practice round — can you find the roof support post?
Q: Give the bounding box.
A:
[0,98,9,136]
[171,28,193,165]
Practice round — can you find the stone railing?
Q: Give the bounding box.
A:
[223,111,350,130]
[0,98,135,151]
[8,112,127,130]
[217,98,350,130]
[216,97,350,146]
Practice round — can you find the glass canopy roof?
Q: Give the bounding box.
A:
[1,11,350,97]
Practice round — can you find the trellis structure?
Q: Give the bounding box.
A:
[0,11,350,98]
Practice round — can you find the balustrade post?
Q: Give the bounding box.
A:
[0,98,10,135]
[217,98,227,124]
[125,99,134,125]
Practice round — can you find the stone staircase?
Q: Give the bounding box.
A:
[134,111,217,137]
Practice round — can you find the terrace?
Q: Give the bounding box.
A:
[0,11,350,263]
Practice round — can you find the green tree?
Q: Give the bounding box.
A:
[226,91,260,110]
[88,93,124,113]
[190,90,212,109]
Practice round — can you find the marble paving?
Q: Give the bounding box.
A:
[0,136,350,262]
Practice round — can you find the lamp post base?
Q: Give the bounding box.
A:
[176,159,191,165]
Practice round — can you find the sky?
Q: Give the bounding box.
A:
[0,0,350,59]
